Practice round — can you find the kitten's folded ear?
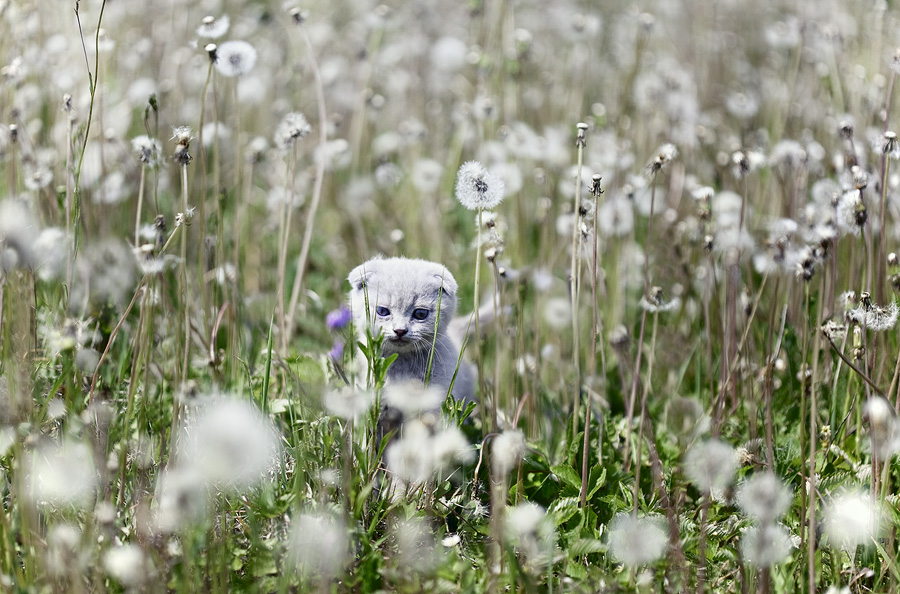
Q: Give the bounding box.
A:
[348,262,377,291]
[434,268,458,296]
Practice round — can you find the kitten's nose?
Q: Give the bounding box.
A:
[393,328,408,338]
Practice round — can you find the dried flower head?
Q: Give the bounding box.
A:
[132,135,162,167]
[647,143,677,174]
[455,161,505,211]
[846,300,898,332]
[214,40,257,78]
[171,126,193,165]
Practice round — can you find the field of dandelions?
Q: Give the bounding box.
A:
[6,0,900,592]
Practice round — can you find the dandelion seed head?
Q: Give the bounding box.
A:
[506,502,555,569]
[155,466,208,533]
[455,161,505,211]
[131,135,162,167]
[597,195,634,238]
[103,543,146,587]
[607,514,667,566]
[214,40,257,77]
[383,381,444,416]
[274,112,311,150]
[177,397,281,490]
[411,158,443,194]
[543,297,572,330]
[846,300,898,332]
[492,429,526,476]
[394,517,439,573]
[27,439,97,509]
[289,513,348,577]
[736,472,792,522]
[742,524,793,568]
[45,524,88,577]
[196,15,229,39]
[386,420,472,485]
[823,491,884,548]
[684,439,737,493]
[324,387,374,421]
[665,397,709,444]
[864,396,900,458]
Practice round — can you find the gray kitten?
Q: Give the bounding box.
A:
[347,257,475,407]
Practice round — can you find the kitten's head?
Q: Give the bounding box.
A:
[348,257,458,355]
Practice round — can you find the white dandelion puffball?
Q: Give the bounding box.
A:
[684,439,737,494]
[455,161,505,211]
[177,397,281,490]
[215,40,257,77]
[607,514,668,566]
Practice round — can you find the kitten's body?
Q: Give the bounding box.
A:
[348,257,475,406]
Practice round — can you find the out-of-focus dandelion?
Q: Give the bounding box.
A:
[823,491,884,548]
[492,429,526,477]
[27,440,97,509]
[103,543,146,587]
[736,472,792,523]
[394,517,439,573]
[323,387,374,421]
[45,524,88,577]
[386,419,472,485]
[176,397,281,490]
[274,112,311,150]
[741,524,793,568]
[196,15,230,39]
[155,467,208,533]
[289,513,348,578]
[383,381,444,416]
[665,397,709,445]
[684,439,737,494]
[607,514,667,566]
[214,40,257,77]
[505,502,556,569]
[864,396,900,458]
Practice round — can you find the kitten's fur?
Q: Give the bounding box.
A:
[348,257,475,406]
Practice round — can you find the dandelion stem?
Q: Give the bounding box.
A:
[286,28,328,330]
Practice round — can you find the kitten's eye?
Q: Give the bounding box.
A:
[375,306,391,317]
[412,308,429,321]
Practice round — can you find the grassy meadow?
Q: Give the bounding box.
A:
[3,0,900,592]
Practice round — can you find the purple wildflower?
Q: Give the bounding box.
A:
[328,340,344,362]
[326,307,352,330]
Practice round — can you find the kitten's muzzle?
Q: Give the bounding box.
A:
[392,328,408,338]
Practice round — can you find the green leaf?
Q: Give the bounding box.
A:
[551,464,582,494]
[569,537,607,556]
